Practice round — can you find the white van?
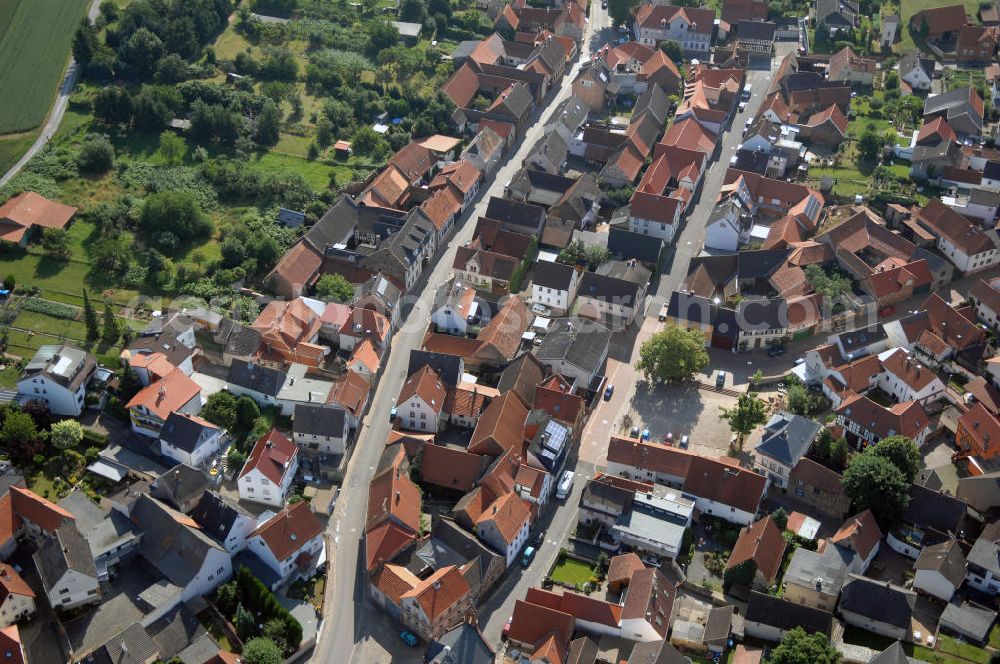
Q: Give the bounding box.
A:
[556,470,574,500]
[741,83,752,100]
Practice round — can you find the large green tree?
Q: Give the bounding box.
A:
[314,274,355,302]
[140,191,212,244]
[636,325,710,383]
[608,0,639,27]
[842,451,910,524]
[769,627,840,664]
[869,435,921,483]
[720,392,769,449]
[50,420,84,450]
[241,638,284,664]
[202,391,239,431]
[82,289,99,341]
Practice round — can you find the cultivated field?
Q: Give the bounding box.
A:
[0,0,89,134]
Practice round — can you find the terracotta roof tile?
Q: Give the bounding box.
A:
[252,501,323,562]
[373,563,419,605]
[366,521,417,571]
[726,516,786,583]
[507,598,574,651]
[468,392,529,456]
[398,365,448,414]
[683,456,766,514]
[10,487,73,533]
[421,444,487,492]
[367,460,421,533]
[607,552,645,585]
[476,297,531,360]
[831,509,882,559]
[326,369,371,416]
[400,564,470,621]
[125,368,201,422]
[475,491,530,544]
[608,436,693,478]
[240,429,299,485]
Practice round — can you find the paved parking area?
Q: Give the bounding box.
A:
[625,382,741,457]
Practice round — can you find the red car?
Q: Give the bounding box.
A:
[879,305,896,316]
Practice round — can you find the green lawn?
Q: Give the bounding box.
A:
[549,558,596,587]
[0,131,38,175]
[937,636,990,664]
[0,249,140,304]
[0,0,90,134]
[989,624,1000,649]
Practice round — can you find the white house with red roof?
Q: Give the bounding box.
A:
[125,366,202,438]
[0,625,25,664]
[0,564,34,627]
[475,492,531,567]
[238,429,300,508]
[876,349,946,406]
[247,501,325,585]
[397,365,448,433]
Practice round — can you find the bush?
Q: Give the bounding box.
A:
[77,135,115,174]
[235,566,303,652]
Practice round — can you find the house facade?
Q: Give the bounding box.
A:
[237,429,300,508]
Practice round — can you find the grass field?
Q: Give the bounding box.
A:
[0,131,38,175]
[0,0,89,134]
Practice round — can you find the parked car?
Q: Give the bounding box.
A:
[664,432,674,444]
[400,631,419,647]
[604,384,615,401]
[630,425,641,438]
[532,303,550,316]
[738,100,747,112]
[521,546,537,568]
[679,435,689,449]
[716,371,726,389]
[533,531,544,547]
[503,618,513,639]
[767,345,785,357]
[641,429,650,441]
[641,553,662,567]
[389,406,397,421]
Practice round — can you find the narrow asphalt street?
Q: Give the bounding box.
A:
[313,5,609,661]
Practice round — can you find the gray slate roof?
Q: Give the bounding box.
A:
[34,522,97,593]
[426,622,495,664]
[968,521,1000,575]
[131,495,224,586]
[784,543,849,596]
[535,317,611,374]
[914,539,966,586]
[159,412,220,454]
[189,490,249,544]
[227,359,287,397]
[533,260,577,291]
[755,411,821,466]
[578,271,644,308]
[89,623,158,664]
[151,464,208,511]
[869,642,910,664]
[214,318,262,357]
[745,590,832,634]
[839,575,914,628]
[294,403,347,437]
[939,601,996,643]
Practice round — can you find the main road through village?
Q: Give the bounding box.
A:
[311,7,790,660]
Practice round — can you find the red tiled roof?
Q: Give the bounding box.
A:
[366,521,417,571]
[444,381,498,419]
[10,487,73,533]
[788,458,845,496]
[240,429,298,485]
[803,104,848,135]
[252,501,323,562]
[398,365,448,414]
[958,401,1000,457]
[400,565,470,621]
[326,369,371,416]
[373,563,419,605]
[879,348,940,391]
[831,509,882,559]
[477,297,531,361]
[420,444,486,492]
[917,116,957,145]
[0,625,24,664]
[525,586,622,628]
[367,461,421,533]
[533,386,584,425]
[607,552,645,585]
[630,191,680,225]
[726,516,785,583]
[507,598,574,651]
[469,392,529,456]
[0,564,33,599]
[911,3,968,32]
[835,393,930,440]
[443,62,481,109]
[125,368,201,422]
[338,306,390,345]
[476,491,530,544]
[0,191,77,241]
[607,436,693,479]
[420,186,464,231]
[620,567,674,636]
[683,456,766,514]
[763,216,803,250]
[915,198,995,256]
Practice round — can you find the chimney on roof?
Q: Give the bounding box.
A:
[395,491,401,504]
